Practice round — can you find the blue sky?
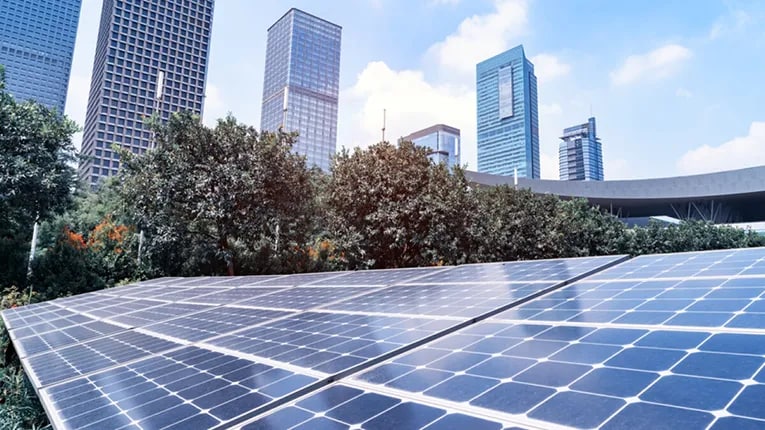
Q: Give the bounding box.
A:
[65,0,765,179]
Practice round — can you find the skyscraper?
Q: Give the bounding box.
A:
[79,0,214,187]
[402,124,461,168]
[0,0,82,112]
[559,117,604,181]
[476,45,539,178]
[261,8,341,171]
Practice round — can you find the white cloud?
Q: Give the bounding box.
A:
[338,62,476,165]
[675,87,693,98]
[539,103,562,116]
[425,0,528,79]
[540,150,558,180]
[677,121,765,175]
[530,54,571,83]
[709,10,751,40]
[428,0,461,6]
[610,44,692,86]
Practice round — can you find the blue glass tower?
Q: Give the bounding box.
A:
[261,9,341,171]
[78,0,215,188]
[0,0,82,112]
[402,124,461,168]
[559,117,604,181]
[476,45,539,178]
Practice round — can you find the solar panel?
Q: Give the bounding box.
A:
[0,254,637,429]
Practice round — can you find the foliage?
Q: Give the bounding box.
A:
[119,113,319,276]
[327,141,474,268]
[0,68,79,290]
[625,219,764,255]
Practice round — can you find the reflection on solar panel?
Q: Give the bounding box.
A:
[14,250,765,429]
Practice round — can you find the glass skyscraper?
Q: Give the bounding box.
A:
[402,124,461,168]
[79,0,214,187]
[261,8,341,172]
[476,45,539,178]
[559,117,604,181]
[0,0,82,112]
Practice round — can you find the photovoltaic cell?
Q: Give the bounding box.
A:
[26,331,180,386]
[206,311,457,375]
[105,302,213,327]
[40,345,319,430]
[14,319,126,357]
[254,271,351,286]
[235,287,380,311]
[139,308,293,343]
[207,275,287,287]
[240,383,507,430]
[180,287,287,305]
[350,320,765,429]
[307,266,450,286]
[588,247,765,280]
[323,282,557,317]
[409,255,626,284]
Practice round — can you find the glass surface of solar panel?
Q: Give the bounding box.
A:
[41,345,319,430]
[208,275,287,287]
[235,287,380,311]
[588,247,765,280]
[254,271,351,286]
[350,319,765,429]
[206,311,458,375]
[323,282,556,317]
[26,331,181,386]
[410,255,626,284]
[139,308,294,343]
[307,266,450,286]
[105,302,213,327]
[15,319,126,357]
[240,383,508,430]
[180,287,287,305]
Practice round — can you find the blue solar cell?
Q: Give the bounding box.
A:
[424,414,502,430]
[471,382,555,414]
[601,402,714,430]
[571,367,658,397]
[728,385,765,420]
[642,375,741,410]
[529,391,625,428]
[364,402,446,430]
[325,392,399,424]
[424,374,499,402]
[605,347,686,371]
[672,352,764,380]
[711,416,765,430]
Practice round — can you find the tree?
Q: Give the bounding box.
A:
[0,64,78,288]
[119,113,318,276]
[327,141,474,268]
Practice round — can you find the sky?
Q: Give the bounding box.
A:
[64,0,765,180]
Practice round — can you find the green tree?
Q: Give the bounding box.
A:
[327,141,474,268]
[0,64,78,289]
[119,113,318,276]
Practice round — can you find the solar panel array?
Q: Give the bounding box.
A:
[5,249,765,429]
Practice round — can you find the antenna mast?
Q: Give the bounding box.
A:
[381,108,386,142]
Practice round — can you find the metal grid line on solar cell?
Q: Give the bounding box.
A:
[322,282,558,317]
[232,286,385,311]
[588,247,765,281]
[305,266,453,286]
[39,345,322,430]
[502,273,765,330]
[405,255,627,285]
[348,319,765,430]
[252,271,351,286]
[14,319,128,358]
[179,287,288,305]
[237,382,514,430]
[136,307,295,343]
[203,311,460,376]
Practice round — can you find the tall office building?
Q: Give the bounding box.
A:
[559,117,604,181]
[0,0,82,112]
[476,45,539,178]
[79,0,214,187]
[261,9,341,171]
[402,124,461,168]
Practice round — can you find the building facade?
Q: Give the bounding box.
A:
[402,124,461,168]
[476,45,539,178]
[559,117,604,181]
[78,0,214,187]
[260,8,341,171]
[0,0,82,112]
